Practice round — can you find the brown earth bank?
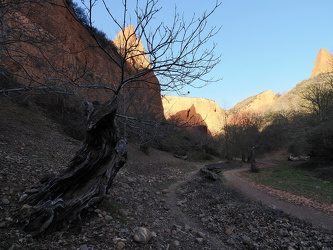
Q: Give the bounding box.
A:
[0,97,333,249]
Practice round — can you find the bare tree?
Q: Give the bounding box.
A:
[301,73,333,155]
[220,111,262,164]
[13,0,222,235]
[301,73,333,122]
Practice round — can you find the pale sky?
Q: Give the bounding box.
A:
[77,0,333,109]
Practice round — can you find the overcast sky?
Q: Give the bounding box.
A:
[78,0,333,109]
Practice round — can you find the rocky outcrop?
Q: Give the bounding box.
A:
[311,48,333,78]
[231,90,277,114]
[1,0,164,120]
[113,25,151,70]
[162,95,226,135]
[168,104,208,134]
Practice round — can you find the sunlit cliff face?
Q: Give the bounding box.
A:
[162,95,226,135]
[311,48,333,78]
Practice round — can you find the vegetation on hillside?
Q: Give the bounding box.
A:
[65,0,117,50]
[216,72,333,172]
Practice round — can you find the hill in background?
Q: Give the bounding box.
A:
[162,48,333,135]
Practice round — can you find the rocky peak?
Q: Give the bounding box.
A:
[311,48,333,78]
[113,25,151,69]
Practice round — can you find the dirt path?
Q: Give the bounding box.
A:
[224,167,333,230]
[165,164,227,249]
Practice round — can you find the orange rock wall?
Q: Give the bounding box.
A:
[162,95,226,135]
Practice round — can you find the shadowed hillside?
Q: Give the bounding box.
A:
[0,0,164,120]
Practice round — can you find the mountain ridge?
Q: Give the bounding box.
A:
[162,48,333,135]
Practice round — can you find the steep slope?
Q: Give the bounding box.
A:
[230,90,277,114]
[268,73,332,112]
[162,95,226,135]
[1,0,164,119]
[311,48,333,78]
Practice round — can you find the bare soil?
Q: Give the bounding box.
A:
[1,96,333,249]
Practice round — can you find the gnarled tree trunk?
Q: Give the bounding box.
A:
[18,96,127,236]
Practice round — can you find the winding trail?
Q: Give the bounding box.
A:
[224,166,333,230]
[166,165,227,249]
[163,161,333,249]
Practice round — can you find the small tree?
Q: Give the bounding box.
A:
[301,74,333,122]
[221,111,262,163]
[12,0,222,235]
[301,73,333,157]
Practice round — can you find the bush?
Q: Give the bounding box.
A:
[158,128,219,161]
[306,122,333,159]
[66,0,89,26]
[0,68,20,90]
[66,0,118,52]
[188,151,214,161]
[89,26,111,48]
[0,68,34,106]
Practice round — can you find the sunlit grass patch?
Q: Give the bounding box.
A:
[245,165,333,204]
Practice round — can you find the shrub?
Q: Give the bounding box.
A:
[188,151,214,161]
[158,127,219,161]
[65,0,118,52]
[0,68,32,105]
[66,0,89,26]
[306,122,333,159]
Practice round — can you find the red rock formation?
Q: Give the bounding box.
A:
[113,25,151,70]
[311,48,333,78]
[168,104,208,134]
[1,0,163,120]
[162,95,226,135]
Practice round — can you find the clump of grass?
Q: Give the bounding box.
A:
[246,165,333,204]
[101,200,123,214]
